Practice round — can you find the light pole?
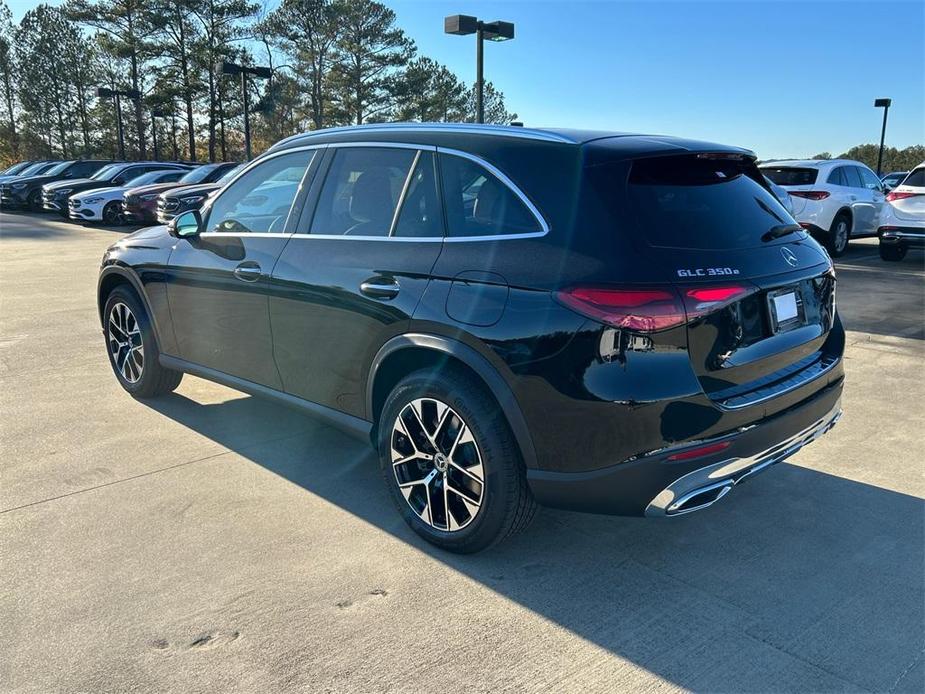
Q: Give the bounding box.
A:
[874,98,892,176]
[223,61,272,160]
[445,15,514,124]
[98,87,140,160]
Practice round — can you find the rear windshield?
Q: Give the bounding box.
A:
[760,167,818,186]
[621,155,800,250]
[902,168,924,187]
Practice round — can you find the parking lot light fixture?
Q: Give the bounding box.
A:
[874,98,892,176]
[444,15,515,124]
[98,87,141,160]
[223,61,272,160]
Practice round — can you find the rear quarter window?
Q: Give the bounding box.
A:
[902,168,925,187]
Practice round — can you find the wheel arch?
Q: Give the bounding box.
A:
[367,334,538,470]
[97,266,164,348]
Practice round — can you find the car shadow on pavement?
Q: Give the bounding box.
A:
[146,391,925,692]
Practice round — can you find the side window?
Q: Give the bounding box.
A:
[158,171,184,183]
[310,147,416,236]
[206,150,314,234]
[439,153,543,238]
[843,166,864,189]
[828,167,846,186]
[393,151,442,238]
[857,167,882,191]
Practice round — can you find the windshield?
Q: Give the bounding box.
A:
[45,161,75,175]
[217,165,243,183]
[178,165,218,184]
[760,167,819,186]
[125,171,171,187]
[2,162,32,175]
[622,154,801,250]
[92,164,124,180]
[19,162,53,176]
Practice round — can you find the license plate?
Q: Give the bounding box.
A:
[768,287,803,333]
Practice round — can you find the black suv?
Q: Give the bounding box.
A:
[97,124,844,552]
[42,161,186,215]
[1,159,111,210]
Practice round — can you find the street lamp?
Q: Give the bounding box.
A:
[98,87,140,160]
[874,98,892,176]
[223,61,272,160]
[444,15,514,124]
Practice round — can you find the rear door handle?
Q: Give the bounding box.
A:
[360,277,400,299]
[233,262,262,283]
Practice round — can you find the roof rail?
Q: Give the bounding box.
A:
[273,122,577,147]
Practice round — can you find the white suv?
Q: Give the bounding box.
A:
[878,162,924,261]
[760,159,886,257]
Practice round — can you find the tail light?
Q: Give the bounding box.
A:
[886,191,919,202]
[555,284,752,333]
[666,440,732,462]
[789,191,830,200]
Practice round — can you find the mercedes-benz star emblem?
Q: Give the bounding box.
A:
[781,247,798,267]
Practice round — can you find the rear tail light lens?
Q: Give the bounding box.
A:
[886,191,918,202]
[789,191,830,200]
[555,284,752,333]
[666,440,732,462]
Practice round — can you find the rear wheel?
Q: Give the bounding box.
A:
[827,212,851,257]
[103,287,182,398]
[879,243,907,262]
[102,201,125,226]
[378,366,537,553]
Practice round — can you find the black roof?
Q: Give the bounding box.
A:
[267,123,755,161]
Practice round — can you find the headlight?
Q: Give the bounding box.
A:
[181,195,205,204]
[140,193,159,201]
[12,182,27,189]
[83,197,104,204]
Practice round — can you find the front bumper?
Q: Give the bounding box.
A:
[527,376,844,516]
[123,199,158,223]
[68,200,104,221]
[0,187,28,207]
[42,193,69,214]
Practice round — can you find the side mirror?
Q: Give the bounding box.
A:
[169,209,202,238]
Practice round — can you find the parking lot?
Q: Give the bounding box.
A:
[1,210,923,692]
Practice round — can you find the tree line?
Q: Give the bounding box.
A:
[810,144,925,175]
[0,0,516,165]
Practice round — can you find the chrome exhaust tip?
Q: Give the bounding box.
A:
[664,481,735,516]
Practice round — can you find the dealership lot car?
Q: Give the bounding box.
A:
[0,160,58,185]
[123,162,239,224]
[879,163,925,261]
[98,124,844,552]
[760,159,886,257]
[0,159,110,210]
[42,161,187,215]
[68,168,189,225]
[880,170,908,192]
[155,164,244,223]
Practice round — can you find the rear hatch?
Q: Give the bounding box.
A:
[759,165,821,216]
[887,167,925,221]
[627,154,838,414]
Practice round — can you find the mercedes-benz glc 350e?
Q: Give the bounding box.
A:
[97,124,844,552]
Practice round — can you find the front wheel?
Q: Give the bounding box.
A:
[879,243,907,262]
[27,189,43,211]
[103,287,182,398]
[102,201,125,226]
[378,367,537,553]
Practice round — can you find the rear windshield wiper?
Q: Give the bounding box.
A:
[762,223,803,242]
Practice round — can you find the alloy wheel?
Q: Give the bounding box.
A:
[834,220,849,253]
[390,398,484,532]
[108,302,144,383]
[103,203,124,225]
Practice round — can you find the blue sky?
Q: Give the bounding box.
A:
[8,0,924,159]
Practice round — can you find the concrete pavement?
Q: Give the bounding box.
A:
[1,210,923,693]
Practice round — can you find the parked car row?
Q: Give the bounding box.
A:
[0,158,240,226]
[760,159,925,260]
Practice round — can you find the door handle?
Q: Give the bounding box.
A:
[360,277,400,299]
[233,262,262,283]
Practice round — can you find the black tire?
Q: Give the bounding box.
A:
[378,366,537,553]
[879,243,907,262]
[103,287,183,398]
[27,189,42,211]
[826,212,851,257]
[102,201,125,226]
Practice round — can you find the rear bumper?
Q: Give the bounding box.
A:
[527,376,844,516]
[879,226,925,248]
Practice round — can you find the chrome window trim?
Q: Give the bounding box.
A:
[198,144,325,238]
[438,147,550,238]
[388,149,421,237]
